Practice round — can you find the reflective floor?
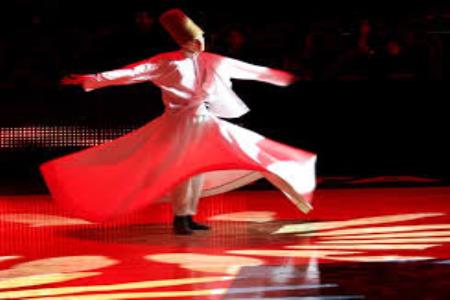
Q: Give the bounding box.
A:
[1,187,450,299]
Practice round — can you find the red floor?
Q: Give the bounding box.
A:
[1,187,450,299]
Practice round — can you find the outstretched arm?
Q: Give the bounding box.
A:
[220,56,298,86]
[61,56,163,92]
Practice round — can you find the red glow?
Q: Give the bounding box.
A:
[1,188,450,298]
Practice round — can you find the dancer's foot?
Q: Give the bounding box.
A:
[173,216,193,235]
[187,215,210,230]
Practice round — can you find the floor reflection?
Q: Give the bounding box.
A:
[1,188,450,299]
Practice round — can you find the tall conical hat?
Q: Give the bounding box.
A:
[159,9,204,45]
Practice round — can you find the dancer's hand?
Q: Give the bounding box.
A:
[275,72,301,87]
[285,73,301,86]
[61,74,91,86]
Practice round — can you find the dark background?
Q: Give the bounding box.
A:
[0,0,449,192]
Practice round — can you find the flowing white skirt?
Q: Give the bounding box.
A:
[40,104,317,221]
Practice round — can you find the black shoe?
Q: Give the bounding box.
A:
[187,215,210,231]
[173,216,193,235]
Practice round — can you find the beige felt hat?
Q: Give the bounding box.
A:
[159,9,204,45]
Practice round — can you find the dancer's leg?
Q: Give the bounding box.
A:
[187,174,210,230]
[172,179,192,217]
[188,174,204,215]
[171,179,193,235]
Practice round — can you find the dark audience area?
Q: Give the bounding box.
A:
[0,1,449,88]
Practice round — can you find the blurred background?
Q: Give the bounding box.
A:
[0,0,449,193]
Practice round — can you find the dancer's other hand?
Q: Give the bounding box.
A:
[61,74,91,86]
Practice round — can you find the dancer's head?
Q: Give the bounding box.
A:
[159,9,205,53]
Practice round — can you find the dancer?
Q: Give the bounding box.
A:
[41,9,317,235]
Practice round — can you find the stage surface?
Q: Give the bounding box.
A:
[1,186,450,299]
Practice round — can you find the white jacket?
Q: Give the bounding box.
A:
[83,51,296,118]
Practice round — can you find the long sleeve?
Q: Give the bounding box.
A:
[82,55,165,92]
[219,55,297,86]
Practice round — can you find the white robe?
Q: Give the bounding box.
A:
[40,51,317,221]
